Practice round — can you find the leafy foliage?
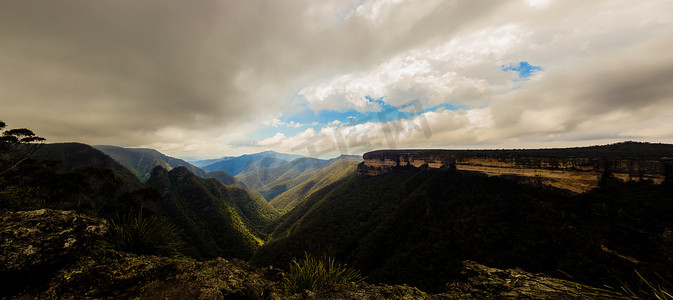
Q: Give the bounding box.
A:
[0,121,45,145]
[101,209,185,257]
[0,120,45,175]
[0,178,45,211]
[253,167,673,293]
[268,159,360,213]
[145,166,278,260]
[239,156,347,197]
[365,141,673,160]
[282,251,364,294]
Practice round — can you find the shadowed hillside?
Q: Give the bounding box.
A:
[32,143,141,187]
[146,166,279,260]
[253,166,673,293]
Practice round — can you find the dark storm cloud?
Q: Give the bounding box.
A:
[1,1,248,143]
[0,0,509,147]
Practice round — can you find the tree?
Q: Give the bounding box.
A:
[0,120,45,175]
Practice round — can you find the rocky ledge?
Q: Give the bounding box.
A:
[1,209,622,299]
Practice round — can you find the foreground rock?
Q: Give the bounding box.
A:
[0,209,108,297]
[437,261,623,299]
[284,261,623,299]
[0,209,108,272]
[39,251,281,299]
[1,209,623,299]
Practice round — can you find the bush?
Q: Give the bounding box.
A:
[101,210,185,257]
[0,179,45,211]
[283,251,364,294]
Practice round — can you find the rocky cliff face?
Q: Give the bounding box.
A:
[358,148,672,193]
[1,209,622,299]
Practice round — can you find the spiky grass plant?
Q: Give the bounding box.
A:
[101,210,184,257]
[282,251,365,294]
[620,270,673,299]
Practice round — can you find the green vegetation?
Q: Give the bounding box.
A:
[4,123,672,296]
[1,120,45,175]
[253,166,673,293]
[365,141,673,160]
[1,125,274,262]
[101,210,185,257]
[282,251,364,294]
[0,178,45,211]
[269,159,360,213]
[239,157,337,193]
[145,166,279,260]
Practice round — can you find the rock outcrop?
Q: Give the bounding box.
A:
[438,261,621,299]
[1,209,624,299]
[0,209,108,297]
[39,251,281,299]
[358,144,673,193]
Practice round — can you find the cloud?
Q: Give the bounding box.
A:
[2,0,672,159]
[263,119,307,128]
[0,0,507,150]
[257,35,673,157]
[257,133,287,146]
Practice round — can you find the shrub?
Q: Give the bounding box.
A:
[101,210,185,257]
[0,179,45,211]
[282,251,364,294]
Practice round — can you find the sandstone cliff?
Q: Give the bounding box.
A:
[358,142,673,193]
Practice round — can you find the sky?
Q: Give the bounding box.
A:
[2,0,673,159]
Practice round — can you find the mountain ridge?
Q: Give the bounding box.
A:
[358,141,673,193]
[201,151,303,177]
[94,145,241,187]
[239,155,361,202]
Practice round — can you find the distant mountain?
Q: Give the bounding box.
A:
[252,166,673,293]
[94,145,239,186]
[191,157,233,168]
[146,166,279,260]
[238,156,354,196]
[201,151,304,176]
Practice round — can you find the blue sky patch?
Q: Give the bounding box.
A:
[250,97,465,141]
[502,61,543,79]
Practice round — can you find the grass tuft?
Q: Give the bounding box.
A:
[620,270,673,299]
[282,251,365,294]
[101,209,185,257]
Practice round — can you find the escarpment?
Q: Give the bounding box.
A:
[358,142,673,193]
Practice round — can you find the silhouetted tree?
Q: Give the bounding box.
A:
[0,120,45,175]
